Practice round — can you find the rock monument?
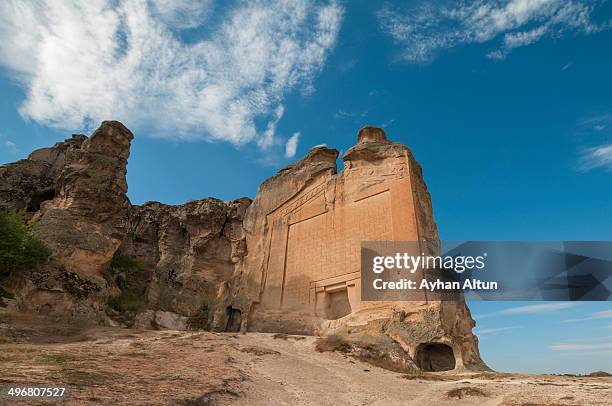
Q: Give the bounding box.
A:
[228,126,485,371]
[0,122,486,371]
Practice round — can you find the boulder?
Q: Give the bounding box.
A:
[133,310,156,329]
[154,311,188,331]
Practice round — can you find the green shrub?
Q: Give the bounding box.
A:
[107,253,148,320]
[110,253,144,272]
[0,210,50,276]
[107,292,145,313]
[187,304,210,330]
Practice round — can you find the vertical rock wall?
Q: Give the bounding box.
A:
[230,126,487,371]
[0,121,486,371]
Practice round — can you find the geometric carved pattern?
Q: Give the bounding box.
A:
[282,190,394,308]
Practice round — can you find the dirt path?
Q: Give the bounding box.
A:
[1,314,610,405]
[235,334,611,406]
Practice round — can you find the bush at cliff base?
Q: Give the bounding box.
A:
[0,210,50,276]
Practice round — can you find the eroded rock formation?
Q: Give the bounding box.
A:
[110,197,250,326]
[227,125,486,371]
[0,122,486,372]
[1,122,133,319]
[0,122,249,326]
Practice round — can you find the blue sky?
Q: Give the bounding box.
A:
[1,0,611,374]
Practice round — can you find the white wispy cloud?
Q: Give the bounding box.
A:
[564,309,612,322]
[378,0,611,63]
[334,109,357,119]
[474,325,523,335]
[575,114,612,172]
[150,0,213,29]
[500,302,575,315]
[556,335,612,343]
[475,302,575,319]
[285,132,300,158]
[0,0,343,153]
[579,144,612,172]
[258,105,286,151]
[3,139,18,153]
[580,114,612,129]
[558,350,612,356]
[333,109,369,120]
[551,342,612,351]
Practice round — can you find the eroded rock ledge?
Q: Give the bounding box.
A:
[0,122,487,372]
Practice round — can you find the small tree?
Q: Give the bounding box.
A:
[0,210,51,276]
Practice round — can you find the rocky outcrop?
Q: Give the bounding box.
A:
[228,125,487,371]
[108,197,250,326]
[0,121,487,371]
[0,134,86,213]
[1,122,133,320]
[34,121,133,279]
[0,122,250,326]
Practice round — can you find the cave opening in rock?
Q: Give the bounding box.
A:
[26,189,55,212]
[415,343,456,372]
[325,288,351,320]
[225,307,241,332]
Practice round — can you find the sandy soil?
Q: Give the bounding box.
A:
[1,312,611,405]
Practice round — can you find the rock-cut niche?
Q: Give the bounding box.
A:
[414,343,456,372]
[324,288,352,320]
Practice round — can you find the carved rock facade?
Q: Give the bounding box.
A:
[228,126,486,371]
[0,123,486,372]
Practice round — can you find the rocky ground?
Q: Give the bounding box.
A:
[0,311,610,406]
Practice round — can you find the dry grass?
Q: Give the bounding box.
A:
[0,313,247,404]
[239,346,280,356]
[400,373,453,381]
[272,333,306,341]
[315,335,352,353]
[446,386,488,399]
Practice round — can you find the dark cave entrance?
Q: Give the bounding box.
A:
[415,343,456,372]
[26,189,55,212]
[225,307,241,332]
[325,288,351,320]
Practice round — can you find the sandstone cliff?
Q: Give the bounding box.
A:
[0,122,250,329]
[226,126,486,371]
[0,122,486,372]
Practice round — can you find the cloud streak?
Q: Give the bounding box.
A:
[378,0,611,63]
[3,140,17,153]
[551,342,612,351]
[579,144,612,172]
[285,132,300,158]
[0,0,343,151]
[475,302,575,319]
[564,309,612,322]
[500,303,576,315]
[574,113,612,172]
[474,325,523,335]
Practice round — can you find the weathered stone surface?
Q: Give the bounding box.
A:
[34,121,133,281]
[1,122,133,321]
[132,310,189,330]
[154,310,188,330]
[0,121,486,371]
[0,134,86,212]
[229,125,486,371]
[0,121,251,326]
[110,197,250,325]
[133,310,156,329]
